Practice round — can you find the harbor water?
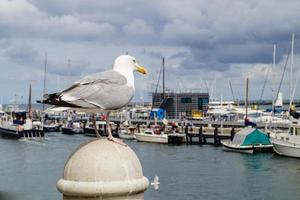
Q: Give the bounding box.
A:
[1,133,300,200]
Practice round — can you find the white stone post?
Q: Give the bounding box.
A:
[57,139,149,200]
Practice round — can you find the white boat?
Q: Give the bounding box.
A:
[118,127,136,140]
[135,129,168,144]
[222,127,273,154]
[0,111,44,139]
[270,121,300,158]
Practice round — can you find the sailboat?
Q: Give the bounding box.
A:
[135,57,168,144]
[222,77,273,153]
[269,33,300,158]
[42,54,63,132]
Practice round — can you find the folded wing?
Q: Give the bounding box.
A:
[41,70,134,110]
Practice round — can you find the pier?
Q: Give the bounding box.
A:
[184,126,235,146]
[111,118,291,129]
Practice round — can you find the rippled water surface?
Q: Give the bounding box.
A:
[1,133,300,200]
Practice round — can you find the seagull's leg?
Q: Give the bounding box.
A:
[106,112,126,146]
[92,114,101,138]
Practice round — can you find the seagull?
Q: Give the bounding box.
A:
[38,55,147,145]
[151,175,160,190]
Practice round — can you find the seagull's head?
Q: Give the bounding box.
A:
[113,55,147,75]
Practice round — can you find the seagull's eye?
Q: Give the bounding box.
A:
[133,60,136,63]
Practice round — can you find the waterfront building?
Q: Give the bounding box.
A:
[152,92,209,119]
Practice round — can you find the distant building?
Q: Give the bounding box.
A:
[152,92,209,119]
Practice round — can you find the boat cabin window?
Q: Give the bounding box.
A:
[145,131,152,135]
[12,112,27,125]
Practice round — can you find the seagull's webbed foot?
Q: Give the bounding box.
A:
[105,111,126,146]
[107,136,127,146]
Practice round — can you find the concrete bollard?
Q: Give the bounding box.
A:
[57,139,149,200]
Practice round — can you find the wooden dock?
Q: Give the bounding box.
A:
[184,126,236,146]
[111,118,290,129]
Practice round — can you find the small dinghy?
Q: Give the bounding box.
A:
[221,127,273,154]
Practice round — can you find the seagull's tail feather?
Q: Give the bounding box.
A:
[36,92,80,108]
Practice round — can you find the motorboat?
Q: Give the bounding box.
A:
[43,123,61,132]
[118,126,136,139]
[43,120,62,132]
[135,125,168,144]
[0,111,44,139]
[269,120,300,158]
[61,121,84,135]
[222,127,273,154]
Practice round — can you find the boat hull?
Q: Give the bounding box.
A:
[271,137,300,158]
[222,141,273,154]
[135,133,168,144]
[118,131,136,140]
[43,124,61,132]
[0,126,44,139]
[61,127,83,135]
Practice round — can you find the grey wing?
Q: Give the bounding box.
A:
[61,70,127,94]
[76,70,127,85]
[60,71,134,110]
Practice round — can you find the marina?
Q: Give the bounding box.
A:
[1,0,300,199]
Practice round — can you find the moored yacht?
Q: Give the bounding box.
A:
[0,111,44,139]
[135,125,168,144]
[269,120,300,158]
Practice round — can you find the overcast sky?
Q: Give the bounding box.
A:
[0,0,299,104]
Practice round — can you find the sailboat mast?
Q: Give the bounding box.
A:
[245,77,249,121]
[288,33,298,112]
[272,44,276,115]
[229,80,235,101]
[42,52,47,111]
[68,58,71,85]
[28,84,32,119]
[162,57,165,100]
[290,33,295,104]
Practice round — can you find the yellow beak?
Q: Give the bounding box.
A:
[135,64,147,75]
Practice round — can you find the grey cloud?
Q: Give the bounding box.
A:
[0,1,116,42]
[169,52,188,60]
[140,49,163,60]
[1,42,91,77]
[4,44,39,65]
[45,58,91,77]
[1,0,300,102]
